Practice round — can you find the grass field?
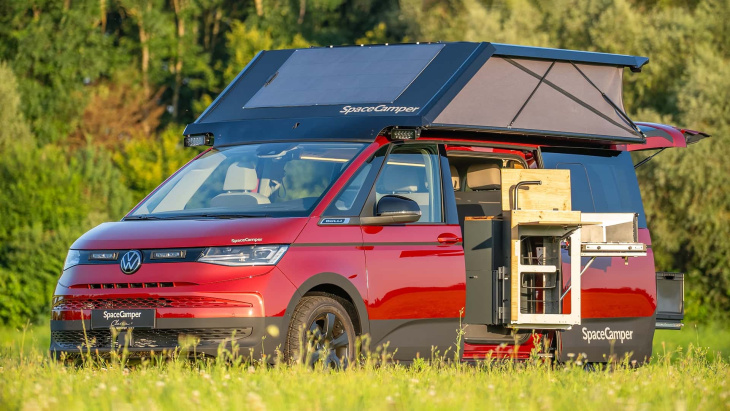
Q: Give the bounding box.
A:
[0,322,729,410]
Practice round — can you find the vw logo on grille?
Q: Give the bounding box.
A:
[120,250,143,274]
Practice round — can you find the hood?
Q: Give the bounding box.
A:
[71,217,309,250]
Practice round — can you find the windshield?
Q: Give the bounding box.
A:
[128,142,366,219]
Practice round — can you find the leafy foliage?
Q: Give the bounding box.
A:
[0,142,132,326]
[0,0,727,325]
[0,62,32,150]
[396,0,729,321]
[113,125,201,202]
[0,0,116,144]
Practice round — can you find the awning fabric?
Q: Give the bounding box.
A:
[433,57,638,140]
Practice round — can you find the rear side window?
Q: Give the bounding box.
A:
[541,149,646,228]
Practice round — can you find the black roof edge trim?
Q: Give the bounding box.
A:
[298,42,649,70]
[425,124,646,144]
[212,137,376,149]
[310,41,445,49]
[416,130,615,151]
[489,43,649,70]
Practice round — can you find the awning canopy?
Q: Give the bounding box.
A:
[184,42,649,147]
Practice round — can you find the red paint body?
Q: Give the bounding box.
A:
[361,224,465,320]
[52,134,661,362]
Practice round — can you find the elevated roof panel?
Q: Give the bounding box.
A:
[244,44,444,108]
[185,42,649,146]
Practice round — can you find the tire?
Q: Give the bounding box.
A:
[285,294,357,368]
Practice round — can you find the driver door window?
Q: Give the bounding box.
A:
[373,144,443,223]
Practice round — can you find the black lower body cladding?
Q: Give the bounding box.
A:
[558,316,656,363]
[49,317,287,359]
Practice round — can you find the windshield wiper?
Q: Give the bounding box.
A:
[124,215,173,220]
[125,213,267,221]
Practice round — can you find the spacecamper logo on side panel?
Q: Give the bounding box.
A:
[581,327,634,344]
[119,250,143,274]
[340,105,419,115]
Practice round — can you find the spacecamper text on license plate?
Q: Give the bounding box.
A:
[90,309,155,330]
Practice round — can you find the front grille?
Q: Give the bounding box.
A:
[53,297,252,310]
[69,282,198,290]
[51,328,253,350]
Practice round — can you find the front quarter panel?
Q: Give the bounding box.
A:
[275,218,368,330]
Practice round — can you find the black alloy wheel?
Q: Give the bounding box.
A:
[285,294,357,368]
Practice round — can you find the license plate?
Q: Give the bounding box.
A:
[91,309,155,330]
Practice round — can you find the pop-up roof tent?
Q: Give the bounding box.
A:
[184,42,650,147]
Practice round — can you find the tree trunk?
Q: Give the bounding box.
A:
[137,7,150,135]
[212,7,221,50]
[298,0,306,24]
[171,0,186,120]
[100,0,107,33]
[139,25,149,99]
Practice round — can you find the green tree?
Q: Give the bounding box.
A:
[0,0,729,326]
[222,21,310,85]
[113,125,201,202]
[0,62,32,150]
[0,142,133,326]
[636,43,730,320]
[0,0,116,144]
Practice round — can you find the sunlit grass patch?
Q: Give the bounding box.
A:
[0,322,729,410]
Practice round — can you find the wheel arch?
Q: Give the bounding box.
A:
[283,272,370,336]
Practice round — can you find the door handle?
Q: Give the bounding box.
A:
[437,233,461,244]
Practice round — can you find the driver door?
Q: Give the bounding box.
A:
[361,143,465,360]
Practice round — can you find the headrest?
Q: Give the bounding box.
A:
[450,165,460,190]
[280,160,331,200]
[380,165,420,193]
[283,160,331,185]
[467,163,501,190]
[223,164,258,191]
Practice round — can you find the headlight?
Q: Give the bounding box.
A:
[63,250,81,271]
[198,245,288,267]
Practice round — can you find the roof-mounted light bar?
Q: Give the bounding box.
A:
[390,127,420,141]
[184,134,214,147]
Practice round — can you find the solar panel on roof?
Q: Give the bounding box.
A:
[243,44,444,108]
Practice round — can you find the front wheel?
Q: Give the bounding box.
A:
[285,294,356,368]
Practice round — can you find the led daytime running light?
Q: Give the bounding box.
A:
[198,245,288,267]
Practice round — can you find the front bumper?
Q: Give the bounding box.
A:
[50,316,287,359]
[50,264,299,359]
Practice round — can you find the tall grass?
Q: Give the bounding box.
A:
[1,322,729,410]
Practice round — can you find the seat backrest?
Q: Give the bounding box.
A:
[450,165,460,190]
[455,163,502,229]
[466,164,501,190]
[223,164,258,192]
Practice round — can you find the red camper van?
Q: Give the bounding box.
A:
[50,42,707,365]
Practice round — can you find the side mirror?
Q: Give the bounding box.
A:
[361,195,422,225]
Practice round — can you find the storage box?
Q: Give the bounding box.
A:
[656,272,684,329]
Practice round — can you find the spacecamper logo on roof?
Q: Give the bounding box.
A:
[582,327,634,344]
[340,105,420,115]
